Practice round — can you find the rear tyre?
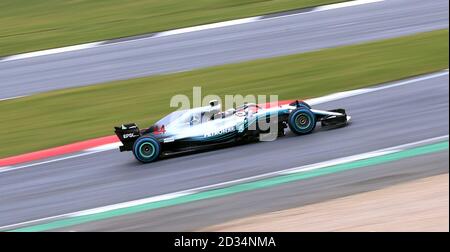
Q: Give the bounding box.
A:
[132,136,161,163]
[288,108,316,135]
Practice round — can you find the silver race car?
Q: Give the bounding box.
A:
[115,100,351,163]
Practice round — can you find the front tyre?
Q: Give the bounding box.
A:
[132,136,161,163]
[288,108,316,135]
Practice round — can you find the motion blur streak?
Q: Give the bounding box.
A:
[1,70,447,171]
[0,0,447,99]
[3,139,448,231]
[0,73,447,229]
[0,0,383,62]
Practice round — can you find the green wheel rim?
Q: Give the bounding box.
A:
[295,114,311,130]
[139,142,155,158]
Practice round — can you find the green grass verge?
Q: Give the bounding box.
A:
[0,0,344,56]
[0,29,448,158]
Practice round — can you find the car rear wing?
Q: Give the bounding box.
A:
[114,123,142,152]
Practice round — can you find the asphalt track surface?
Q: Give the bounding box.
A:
[0,73,448,230]
[0,0,448,99]
[54,151,449,231]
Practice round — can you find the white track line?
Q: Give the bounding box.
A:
[306,70,449,105]
[0,150,107,173]
[154,17,261,38]
[0,70,447,172]
[1,134,447,231]
[0,0,384,62]
[85,142,122,152]
[1,42,103,62]
[281,134,449,175]
[0,95,28,102]
[151,0,384,38]
[314,0,383,12]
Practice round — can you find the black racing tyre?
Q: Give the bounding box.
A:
[288,108,316,135]
[132,135,161,163]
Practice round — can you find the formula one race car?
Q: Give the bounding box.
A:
[114,100,351,163]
